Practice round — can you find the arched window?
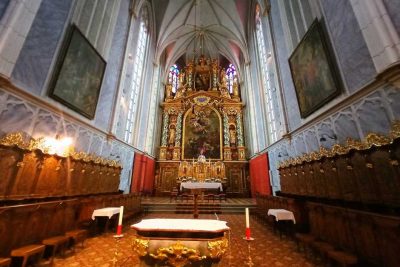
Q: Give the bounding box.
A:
[168,64,179,93]
[125,7,149,143]
[226,63,236,94]
[255,4,277,143]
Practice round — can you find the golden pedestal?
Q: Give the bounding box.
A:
[172,147,181,160]
[238,147,246,160]
[159,147,167,160]
[223,147,232,160]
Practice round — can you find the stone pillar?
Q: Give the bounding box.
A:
[236,113,246,160]
[159,112,169,160]
[173,112,183,160]
[223,112,231,160]
[350,0,400,72]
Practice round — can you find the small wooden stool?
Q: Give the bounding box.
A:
[0,258,11,267]
[65,229,88,251]
[42,236,69,264]
[11,244,45,267]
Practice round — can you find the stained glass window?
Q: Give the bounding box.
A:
[168,64,179,93]
[226,63,236,94]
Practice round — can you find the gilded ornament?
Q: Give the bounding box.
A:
[131,237,149,257]
[390,120,400,139]
[193,96,211,106]
[365,133,392,147]
[346,138,369,151]
[0,132,27,149]
[207,237,228,259]
[331,144,350,155]
[149,242,206,267]
[27,137,49,153]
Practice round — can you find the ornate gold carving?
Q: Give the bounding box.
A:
[0,132,27,149]
[390,120,400,139]
[132,237,149,257]
[365,133,392,147]
[149,242,206,267]
[278,121,400,169]
[346,138,370,151]
[207,237,228,259]
[331,144,350,155]
[193,96,211,106]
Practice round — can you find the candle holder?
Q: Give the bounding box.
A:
[243,228,255,241]
[245,240,254,267]
[111,234,124,267]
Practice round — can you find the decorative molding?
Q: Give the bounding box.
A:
[0,132,122,167]
[278,121,400,169]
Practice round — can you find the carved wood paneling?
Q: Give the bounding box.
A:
[0,146,122,200]
[0,194,141,257]
[0,148,21,196]
[279,140,400,207]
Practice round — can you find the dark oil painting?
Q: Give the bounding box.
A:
[49,25,106,119]
[183,106,222,159]
[289,20,340,118]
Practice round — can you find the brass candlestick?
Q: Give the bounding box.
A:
[111,234,124,267]
[245,240,254,267]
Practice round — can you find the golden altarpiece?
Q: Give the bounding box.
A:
[155,56,249,196]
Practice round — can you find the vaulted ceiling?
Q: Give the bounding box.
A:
[152,0,251,72]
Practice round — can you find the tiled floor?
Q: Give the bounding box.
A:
[53,212,319,267]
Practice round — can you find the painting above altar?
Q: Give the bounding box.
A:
[183,106,222,159]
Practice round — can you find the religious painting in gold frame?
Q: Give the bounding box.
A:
[289,19,341,118]
[49,25,106,119]
[182,106,222,159]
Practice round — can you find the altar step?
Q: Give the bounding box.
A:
[142,200,257,214]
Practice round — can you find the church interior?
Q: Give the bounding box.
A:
[0,0,399,266]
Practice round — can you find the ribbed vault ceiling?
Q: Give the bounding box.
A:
[153,0,250,73]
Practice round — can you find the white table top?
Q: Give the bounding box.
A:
[180,182,223,191]
[91,207,120,220]
[131,218,230,232]
[267,209,296,224]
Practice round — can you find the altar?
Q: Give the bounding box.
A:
[180,182,223,192]
[131,219,230,267]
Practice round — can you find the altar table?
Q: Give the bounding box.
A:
[267,209,296,223]
[267,209,296,239]
[91,207,120,233]
[131,219,230,266]
[180,182,223,192]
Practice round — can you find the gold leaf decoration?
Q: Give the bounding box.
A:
[131,237,149,257]
[0,132,27,149]
[277,120,400,169]
[365,133,392,147]
[208,237,228,259]
[149,242,206,267]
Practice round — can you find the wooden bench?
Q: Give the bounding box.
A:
[42,236,69,264]
[65,229,87,251]
[0,258,11,267]
[10,244,45,267]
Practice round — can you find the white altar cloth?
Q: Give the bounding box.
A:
[180,182,223,192]
[91,207,120,220]
[131,218,230,232]
[267,209,296,224]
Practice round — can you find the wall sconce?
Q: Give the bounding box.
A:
[44,135,73,156]
[319,133,337,142]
